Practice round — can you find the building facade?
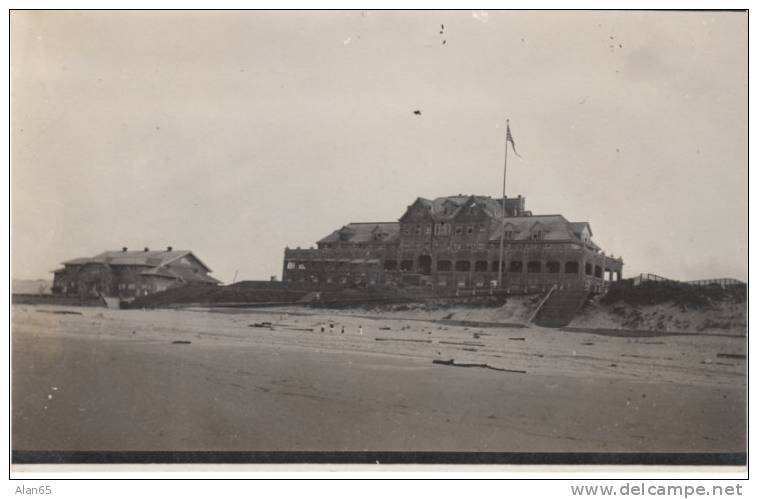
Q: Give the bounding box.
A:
[283,195,623,293]
[52,247,220,299]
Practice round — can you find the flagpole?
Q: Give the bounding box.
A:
[498,119,509,288]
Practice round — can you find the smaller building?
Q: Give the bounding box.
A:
[51,247,220,299]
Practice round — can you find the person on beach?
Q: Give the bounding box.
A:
[358,325,363,335]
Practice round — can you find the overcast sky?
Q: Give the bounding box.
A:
[11,10,747,283]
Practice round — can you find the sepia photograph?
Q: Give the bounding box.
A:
[9,9,748,472]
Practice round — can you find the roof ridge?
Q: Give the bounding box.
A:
[346,222,399,225]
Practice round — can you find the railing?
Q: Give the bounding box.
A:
[630,274,745,287]
[527,284,558,324]
[686,278,744,287]
[631,273,673,286]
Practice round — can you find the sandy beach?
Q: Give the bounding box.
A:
[11,305,746,453]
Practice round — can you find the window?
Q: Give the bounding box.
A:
[532,231,544,240]
[400,260,414,271]
[478,224,486,233]
[286,261,296,270]
[474,260,488,272]
[491,261,500,272]
[384,260,398,271]
[298,263,307,270]
[509,261,523,273]
[455,225,463,235]
[467,226,474,234]
[455,260,471,271]
[437,260,452,271]
[585,262,593,275]
[594,265,603,278]
[504,231,515,240]
[527,261,542,273]
[565,261,579,274]
[425,225,432,235]
[546,261,561,274]
[415,225,422,235]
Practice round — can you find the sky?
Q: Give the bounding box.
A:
[11,10,748,283]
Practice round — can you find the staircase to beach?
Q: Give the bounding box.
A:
[533,288,589,328]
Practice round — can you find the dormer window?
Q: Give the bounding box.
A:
[338,228,353,242]
[531,230,543,240]
[434,222,450,236]
[504,231,515,240]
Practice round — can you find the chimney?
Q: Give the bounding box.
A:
[144,247,149,252]
[122,247,128,252]
[166,246,173,252]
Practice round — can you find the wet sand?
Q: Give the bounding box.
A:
[11,305,746,452]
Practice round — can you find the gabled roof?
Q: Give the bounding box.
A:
[141,265,221,284]
[57,249,218,284]
[427,195,521,220]
[318,223,400,245]
[489,215,583,242]
[569,222,593,238]
[63,250,211,272]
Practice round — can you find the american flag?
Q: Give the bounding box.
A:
[506,122,521,158]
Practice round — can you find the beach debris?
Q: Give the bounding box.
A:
[581,342,594,346]
[249,322,273,328]
[509,337,525,341]
[37,310,83,315]
[473,333,480,339]
[432,358,525,374]
[379,326,392,330]
[609,363,617,367]
[375,337,432,343]
[438,341,485,347]
[172,340,191,345]
[47,394,52,400]
[717,353,746,360]
[281,326,313,332]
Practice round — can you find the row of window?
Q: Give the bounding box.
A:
[401,224,544,240]
[383,260,604,275]
[403,223,488,237]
